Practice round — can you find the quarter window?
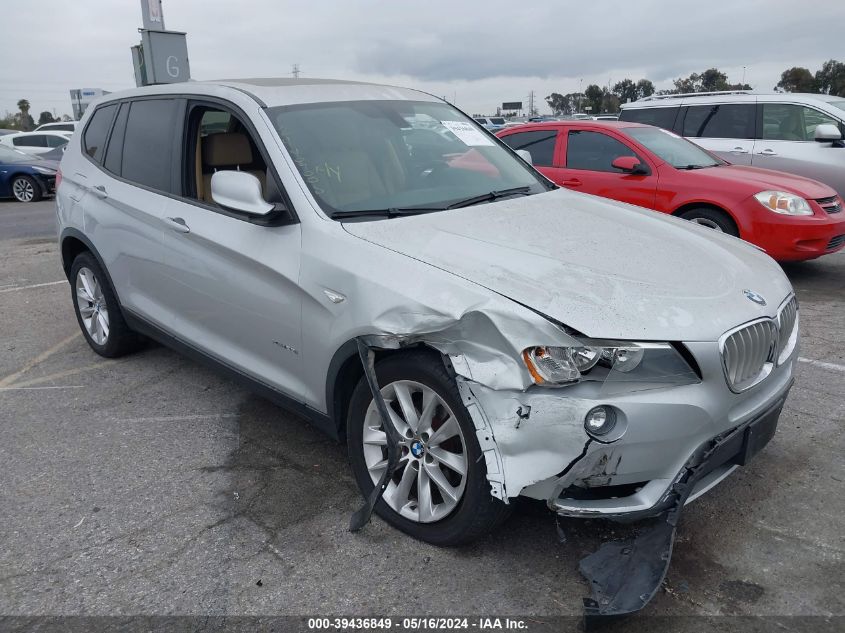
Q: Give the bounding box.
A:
[566,130,637,172]
[682,104,754,139]
[500,130,558,167]
[121,99,178,192]
[762,103,840,141]
[46,135,68,147]
[618,106,679,130]
[82,104,117,162]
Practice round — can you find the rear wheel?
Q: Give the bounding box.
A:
[679,207,738,236]
[347,352,510,545]
[70,252,142,358]
[11,175,42,202]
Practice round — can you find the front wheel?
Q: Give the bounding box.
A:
[347,352,510,545]
[679,207,738,236]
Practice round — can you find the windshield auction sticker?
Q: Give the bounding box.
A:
[440,120,496,146]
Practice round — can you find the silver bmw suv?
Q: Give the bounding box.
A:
[56,79,798,547]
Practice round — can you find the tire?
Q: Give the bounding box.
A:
[347,351,510,545]
[11,175,42,203]
[679,206,738,237]
[70,252,142,358]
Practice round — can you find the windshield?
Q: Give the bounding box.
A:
[267,100,549,217]
[0,146,39,164]
[626,126,722,169]
[490,117,506,125]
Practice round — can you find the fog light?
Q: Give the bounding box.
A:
[584,406,616,437]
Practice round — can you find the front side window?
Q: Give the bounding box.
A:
[682,104,754,139]
[626,127,720,169]
[762,103,840,141]
[565,130,637,172]
[500,130,558,167]
[83,104,117,162]
[121,99,178,192]
[267,100,549,217]
[619,106,678,130]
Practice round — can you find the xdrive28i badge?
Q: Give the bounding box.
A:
[743,289,767,306]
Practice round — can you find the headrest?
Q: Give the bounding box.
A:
[202,132,253,167]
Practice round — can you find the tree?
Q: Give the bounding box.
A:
[775,67,816,93]
[612,78,637,104]
[17,99,32,131]
[815,59,845,96]
[636,79,655,99]
[601,91,621,114]
[669,69,750,94]
[584,84,604,114]
[545,92,571,115]
[38,111,55,126]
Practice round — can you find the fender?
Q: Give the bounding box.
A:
[59,228,124,306]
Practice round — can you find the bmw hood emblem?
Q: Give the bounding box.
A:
[743,289,767,306]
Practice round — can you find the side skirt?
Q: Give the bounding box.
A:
[123,309,338,441]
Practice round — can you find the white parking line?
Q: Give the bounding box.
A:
[0,385,84,391]
[0,280,67,294]
[798,357,845,373]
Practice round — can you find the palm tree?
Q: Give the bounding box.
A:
[17,99,31,130]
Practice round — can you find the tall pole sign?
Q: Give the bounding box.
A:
[132,0,190,87]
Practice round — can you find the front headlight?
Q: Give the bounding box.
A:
[522,340,699,391]
[753,190,813,216]
[32,165,56,175]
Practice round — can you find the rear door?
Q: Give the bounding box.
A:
[558,128,658,208]
[82,97,181,322]
[680,103,756,165]
[497,127,563,182]
[752,102,845,198]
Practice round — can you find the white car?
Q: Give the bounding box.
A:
[34,121,78,133]
[620,91,845,198]
[0,131,72,155]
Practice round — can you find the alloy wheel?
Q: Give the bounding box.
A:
[12,178,35,202]
[75,267,110,345]
[363,380,468,523]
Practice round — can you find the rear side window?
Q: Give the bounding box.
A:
[46,135,68,147]
[618,106,678,130]
[121,99,178,192]
[566,130,635,172]
[682,104,754,139]
[500,130,558,166]
[83,104,117,162]
[14,135,47,147]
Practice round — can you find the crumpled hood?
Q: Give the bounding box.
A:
[342,189,793,341]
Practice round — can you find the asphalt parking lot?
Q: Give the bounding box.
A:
[1,199,843,630]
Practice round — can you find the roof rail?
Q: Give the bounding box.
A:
[639,90,754,102]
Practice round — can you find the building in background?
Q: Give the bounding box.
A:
[69,89,110,120]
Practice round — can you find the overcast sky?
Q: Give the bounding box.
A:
[1,0,842,118]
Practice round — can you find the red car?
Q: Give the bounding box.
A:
[497,121,845,261]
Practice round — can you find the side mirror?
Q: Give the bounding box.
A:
[612,156,648,174]
[814,123,842,143]
[211,170,273,216]
[516,149,533,164]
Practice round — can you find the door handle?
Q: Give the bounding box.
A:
[757,149,777,156]
[562,178,582,187]
[91,184,108,199]
[163,216,190,234]
[730,147,749,154]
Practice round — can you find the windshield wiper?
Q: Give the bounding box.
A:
[675,164,718,170]
[446,186,533,209]
[330,207,445,220]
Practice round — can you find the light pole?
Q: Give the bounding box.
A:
[578,78,583,113]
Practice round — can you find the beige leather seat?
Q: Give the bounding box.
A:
[200,132,266,203]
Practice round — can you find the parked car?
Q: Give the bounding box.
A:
[0,128,16,136]
[474,116,507,131]
[0,146,59,202]
[34,121,78,133]
[0,131,71,155]
[619,91,845,199]
[591,115,619,121]
[497,121,844,261]
[57,79,797,550]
